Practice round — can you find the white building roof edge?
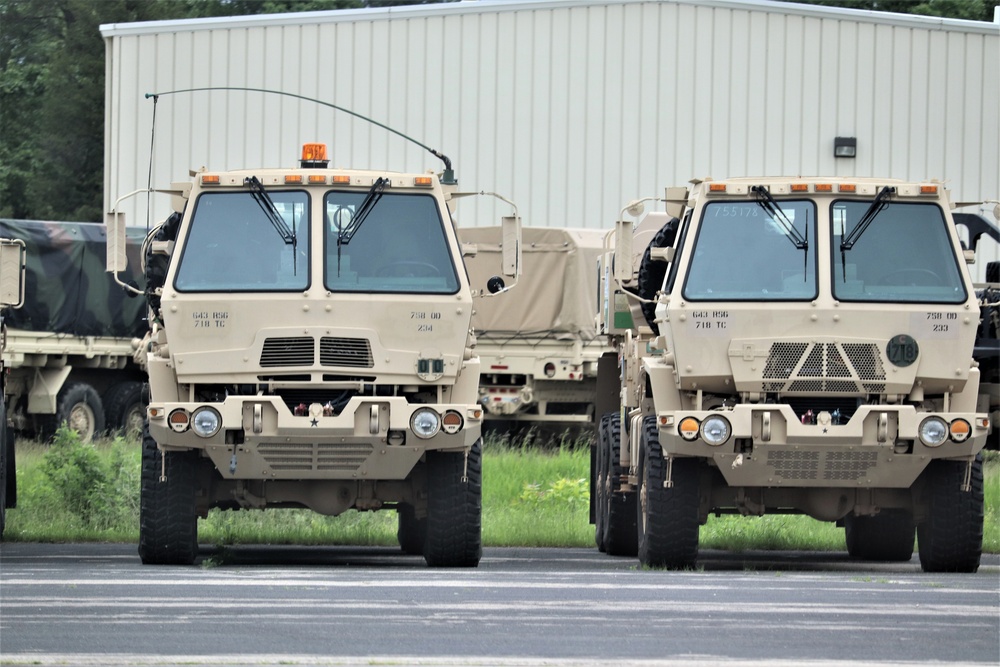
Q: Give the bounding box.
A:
[99,0,1000,38]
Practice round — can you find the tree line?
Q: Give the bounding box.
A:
[0,0,992,221]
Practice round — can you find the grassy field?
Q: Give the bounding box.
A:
[4,428,998,554]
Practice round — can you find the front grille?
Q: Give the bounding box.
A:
[273,389,354,414]
[761,342,886,394]
[320,337,374,368]
[258,442,373,472]
[766,449,878,482]
[261,337,314,367]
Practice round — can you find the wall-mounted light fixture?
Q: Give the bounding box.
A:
[834,137,857,158]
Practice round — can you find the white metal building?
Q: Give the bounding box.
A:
[101,0,1000,268]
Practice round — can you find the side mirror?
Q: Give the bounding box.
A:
[487,276,506,294]
[0,238,25,309]
[613,219,633,282]
[501,215,521,278]
[106,210,128,274]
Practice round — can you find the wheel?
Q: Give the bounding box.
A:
[376,261,441,278]
[594,414,610,551]
[917,454,983,573]
[602,412,637,556]
[878,268,942,286]
[103,381,145,438]
[423,440,482,567]
[397,504,428,556]
[636,218,679,335]
[138,420,199,565]
[844,510,915,561]
[636,416,699,569]
[40,382,105,443]
[0,400,10,538]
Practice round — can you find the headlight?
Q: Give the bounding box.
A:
[918,416,948,447]
[949,419,971,443]
[191,407,222,438]
[168,409,190,433]
[700,415,731,446]
[410,408,441,439]
[678,417,700,441]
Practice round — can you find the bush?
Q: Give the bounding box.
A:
[39,426,138,530]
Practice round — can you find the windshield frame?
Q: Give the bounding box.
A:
[322,190,461,295]
[681,198,819,302]
[174,189,311,293]
[829,199,967,304]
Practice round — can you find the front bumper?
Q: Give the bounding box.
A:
[657,403,987,488]
[148,395,483,480]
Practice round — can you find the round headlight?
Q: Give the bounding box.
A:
[949,419,971,443]
[918,416,948,447]
[191,407,222,438]
[700,415,731,446]
[410,408,441,439]
[678,417,700,441]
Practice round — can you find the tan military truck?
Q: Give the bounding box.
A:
[107,143,519,566]
[594,177,991,572]
[459,226,611,438]
[0,237,26,536]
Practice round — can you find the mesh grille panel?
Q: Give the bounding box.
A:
[258,443,373,472]
[763,343,808,379]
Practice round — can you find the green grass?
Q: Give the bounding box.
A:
[4,431,998,554]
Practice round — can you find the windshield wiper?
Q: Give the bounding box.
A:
[840,185,895,252]
[337,177,387,246]
[245,176,296,245]
[751,185,809,250]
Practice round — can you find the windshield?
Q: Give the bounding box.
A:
[175,191,310,292]
[324,191,459,294]
[683,200,817,301]
[831,201,966,303]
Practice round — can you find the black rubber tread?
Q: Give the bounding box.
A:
[0,399,7,538]
[917,454,984,573]
[423,439,482,567]
[138,421,199,565]
[40,381,105,443]
[396,504,428,556]
[594,413,609,551]
[986,261,999,284]
[102,381,145,435]
[636,218,679,335]
[603,412,638,557]
[844,510,915,561]
[636,416,699,569]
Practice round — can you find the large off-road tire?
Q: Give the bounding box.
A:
[103,381,145,438]
[423,440,482,567]
[138,421,199,565]
[40,381,105,443]
[917,454,983,573]
[636,218,679,335]
[602,412,637,557]
[636,417,699,569]
[0,399,11,538]
[594,413,610,551]
[397,504,428,556]
[844,510,915,561]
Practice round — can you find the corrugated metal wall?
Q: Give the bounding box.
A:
[102,0,1000,270]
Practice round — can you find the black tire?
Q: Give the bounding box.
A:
[103,381,145,438]
[636,416,699,569]
[917,454,984,573]
[0,399,9,538]
[397,504,428,556]
[138,420,199,565]
[986,261,999,284]
[636,218,679,335]
[603,412,637,556]
[423,439,482,567]
[40,382,105,443]
[594,413,610,552]
[844,510,915,561]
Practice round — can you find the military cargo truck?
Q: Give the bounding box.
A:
[0,220,148,443]
[594,178,992,572]
[0,237,26,536]
[107,143,519,566]
[459,226,611,436]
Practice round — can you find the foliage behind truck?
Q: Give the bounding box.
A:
[593,178,992,572]
[0,220,148,443]
[459,226,612,436]
[107,142,520,567]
